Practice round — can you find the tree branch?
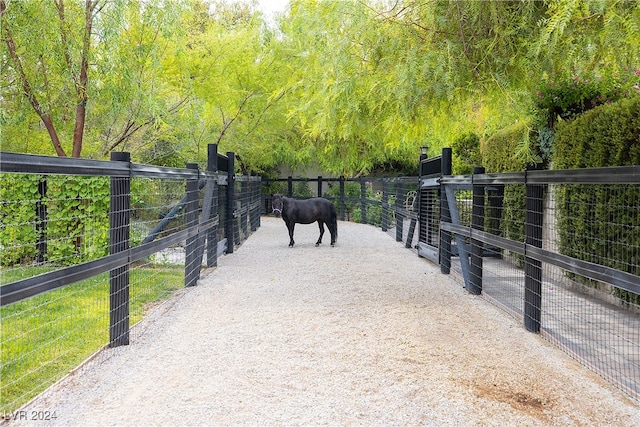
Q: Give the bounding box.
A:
[1,0,67,156]
[215,92,254,145]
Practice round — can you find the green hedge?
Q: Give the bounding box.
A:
[482,122,535,250]
[554,97,640,304]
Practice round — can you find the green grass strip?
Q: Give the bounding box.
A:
[0,265,183,414]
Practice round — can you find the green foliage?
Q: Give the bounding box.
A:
[0,176,111,267]
[482,122,539,173]
[554,97,640,168]
[536,69,640,128]
[482,122,538,256]
[293,181,313,198]
[45,177,110,265]
[0,175,40,266]
[2,0,639,176]
[452,133,482,175]
[554,97,640,305]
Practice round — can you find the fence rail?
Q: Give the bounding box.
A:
[0,145,261,413]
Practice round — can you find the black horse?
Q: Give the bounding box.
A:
[271,194,338,247]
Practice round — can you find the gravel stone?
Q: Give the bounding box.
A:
[11,217,640,426]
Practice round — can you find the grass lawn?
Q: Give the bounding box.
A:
[0,265,184,414]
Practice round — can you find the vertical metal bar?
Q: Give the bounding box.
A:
[287,176,293,197]
[317,176,322,198]
[469,167,485,295]
[524,164,544,332]
[360,177,367,224]
[440,148,452,274]
[396,175,404,242]
[109,151,130,347]
[36,177,47,264]
[226,152,235,254]
[206,144,218,267]
[381,177,389,232]
[250,174,259,232]
[241,177,248,238]
[184,163,200,287]
[339,176,345,221]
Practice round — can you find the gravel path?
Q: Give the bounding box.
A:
[10,217,639,426]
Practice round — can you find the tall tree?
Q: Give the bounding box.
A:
[1,0,103,157]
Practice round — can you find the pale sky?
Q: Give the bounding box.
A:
[256,0,289,21]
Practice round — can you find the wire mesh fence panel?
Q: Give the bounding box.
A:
[0,174,111,414]
[539,183,640,400]
[476,183,527,319]
[127,177,187,342]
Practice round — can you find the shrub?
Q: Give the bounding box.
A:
[554,97,640,305]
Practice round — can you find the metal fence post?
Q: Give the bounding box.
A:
[360,177,367,224]
[226,152,235,254]
[469,166,485,295]
[317,176,323,198]
[250,174,259,232]
[241,177,248,238]
[396,174,404,242]
[339,176,345,221]
[524,164,544,332]
[381,177,389,232]
[207,144,218,267]
[440,148,452,274]
[185,163,200,287]
[287,176,293,197]
[109,151,131,347]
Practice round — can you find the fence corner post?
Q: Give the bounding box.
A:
[524,163,544,332]
[109,151,131,347]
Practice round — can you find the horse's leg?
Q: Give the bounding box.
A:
[328,214,337,246]
[287,221,295,247]
[316,221,325,246]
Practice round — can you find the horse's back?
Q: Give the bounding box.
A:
[288,197,334,224]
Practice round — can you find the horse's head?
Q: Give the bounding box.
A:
[271,194,284,217]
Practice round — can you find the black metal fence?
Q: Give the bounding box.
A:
[433,157,640,401]
[261,175,421,248]
[263,151,640,401]
[0,145,261,413]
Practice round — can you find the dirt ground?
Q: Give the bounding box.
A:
[8,217,639,426]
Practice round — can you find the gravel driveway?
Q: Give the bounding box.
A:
[9,217,639,426]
